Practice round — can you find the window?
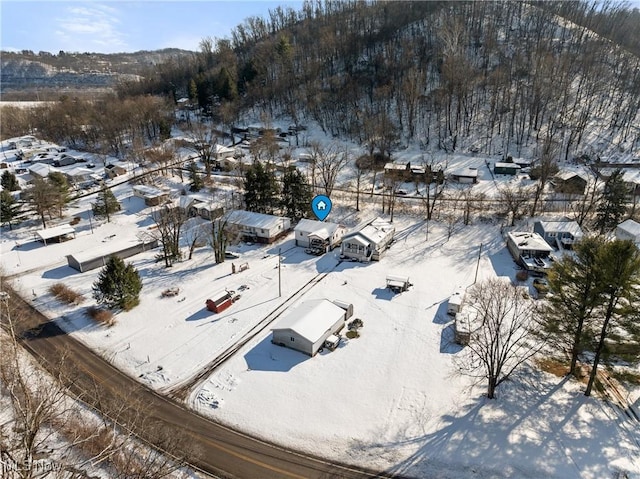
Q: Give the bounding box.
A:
[290,337,295,342]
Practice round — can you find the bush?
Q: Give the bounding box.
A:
[70,216,81,225]
[49,283,84,304]
[515,270,529,283]
[86,306,116,327]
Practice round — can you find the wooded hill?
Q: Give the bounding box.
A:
[120,0,640,160]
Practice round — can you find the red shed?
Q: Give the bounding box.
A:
[206,290,234,313]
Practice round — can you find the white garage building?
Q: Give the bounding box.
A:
[271,299,352,356]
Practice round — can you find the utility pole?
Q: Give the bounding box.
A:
[278,247,282,298]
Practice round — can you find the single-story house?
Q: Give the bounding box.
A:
[66,238,158,273]
[28,163,61,179]
[132,185,170,206]
[35,225,76,245]
[294,219,346,253]
[178,196,224,220]
[552,171,588,195]
[271,299,352,356]
[384,162,412,181]
[450,167,479,184]
[616,219,640,245]
[213,144,236,160]
[494,162,521,175]
[533,220,584,250]
[512,157,534,169]
[105,163,127,179]
[506,231,554,273]
[341,218,395,262]
[65,167,95,187]
[225,210,291,244]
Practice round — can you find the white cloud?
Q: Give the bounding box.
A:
[55,3,128,53]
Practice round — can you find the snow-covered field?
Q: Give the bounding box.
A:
[1,134,639,479]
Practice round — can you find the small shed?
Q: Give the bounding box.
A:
[454,307,476,346]
[616,219,640,245]
[447,286,466,315]
[105,164,127,179]
[271,299,351,356]
[386,275,411,293]
[35,225,76,245]
[450,167,478,184]
[205,290,235,313]
[494,162,521,175]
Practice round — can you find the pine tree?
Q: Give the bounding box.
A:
[281,167,312,221]
[92,256,142,311]
[47,171,71,217]
[595,169,628,234]
[92,187,121,222]
[187,161,203,192]
[1,171,20,191]
[243,162,279,214]
[0,189,20,230]
[26,177,60,228]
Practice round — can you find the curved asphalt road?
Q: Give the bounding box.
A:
[2,287,403,479]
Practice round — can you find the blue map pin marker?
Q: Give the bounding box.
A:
[311,195,332,221]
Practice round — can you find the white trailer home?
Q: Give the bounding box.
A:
[340,218,395,262]
[226,210,291,244]
[271,299,352,356]
[447,286,466,315]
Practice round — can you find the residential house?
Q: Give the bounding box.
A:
[494,162,521,175]
[553,171,588,195]
[450,167,479,184]
[271,299,352,356]
[225,210,291,244]
[294,219,346,253]
[65,166,95,188]
[132,185,170,206]
[533,220,584,250]
[105,163,127,179]
[28,163,60,180]
[506,231,554,273]
[340,218,395,262]
[67,238,158,273]
[616,219,640,246]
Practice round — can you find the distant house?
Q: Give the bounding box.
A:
[494,162,521,175]
[105,164,127,179]
[66,238,158,273]
[533,220,584,250]
[511,157,534,169]
[384,162,412,181]
[553,171,588,195]
[178,196,224,220]
[294,219,346,253]
[35,225,76,245]
[65,166,95,187]
[28,163,60,179]
[506,231,554,273]
[616,219,640,246]
[132,185,169,206]
[450,167,478,184]
[271,299,352,356]
[340,218,395,262]
[212,144,236,160]
[225,210,291,244]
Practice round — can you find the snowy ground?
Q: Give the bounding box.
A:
[1,135,639,478]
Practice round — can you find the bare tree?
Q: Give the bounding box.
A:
[457,279,543,399]
[183,217,208,260]
[185,122,218,180]
[418,156,447,221]
[568,176,601,227]
[150,206,187,267]
[309,142,348,197]
[209,214,239,264]
[499,183,532,226]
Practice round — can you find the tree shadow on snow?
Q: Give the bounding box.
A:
[243,335,308,372]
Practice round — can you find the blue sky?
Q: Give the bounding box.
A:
[1,1,304,53]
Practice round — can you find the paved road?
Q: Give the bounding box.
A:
[2,287,402,479]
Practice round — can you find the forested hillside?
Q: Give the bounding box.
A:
[121,0,640,160]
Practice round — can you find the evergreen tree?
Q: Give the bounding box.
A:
[281,166,312,221]
[243,162,279,214]
[1,171,20,191]
[92,187,121,222]
[47,171,71,217]
[595,169,628,234]
[92,256,142,311]
[542,236,605,377]
[585,240,640,396]
[0,189,20,230]
[187,161,203,192]
[25,177,60,228]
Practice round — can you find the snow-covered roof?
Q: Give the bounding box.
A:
[495,162,521,169]
[617,219,640,238]
[35,225,75,241]
[133,185,167,198]
[507,231,554,252]
[65,166,93,178]
[273,299,345,342]
[451,167,478,178]
[537,220,584,238]
[68,238,147,264]
[28,163,60,177]
[345,218,395,246]
[294,219,341,237]
[227,210,289,230]
[213,144,235,155]
[555,170,587,182]
[384,162,408,171]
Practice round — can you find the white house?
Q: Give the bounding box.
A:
[271,299,351,356]
[616,219,640,246]
[65,166,95,187]
[226,210,291,244]
[294,219,346,253]
[506,231,554,273]
[28,163,60,179]
[213,144,236,160]
[533,220,584,250]
[340,218,395,262]
[132,185,169,206]
[450,167,478,184]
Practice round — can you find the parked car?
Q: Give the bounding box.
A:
[86,162,96,168]
[225,251,240,259]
